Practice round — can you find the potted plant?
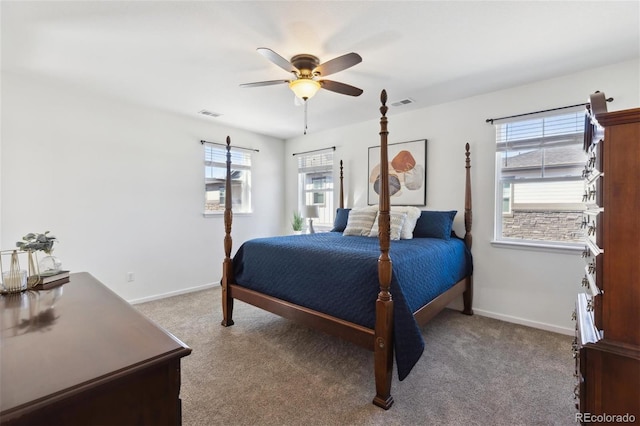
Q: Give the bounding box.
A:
[16,231,57,254]
[291,210,304,234]
[16,231,62,275]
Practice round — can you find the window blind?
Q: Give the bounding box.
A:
[205,145,251,169]
[297,149,333,174]
[496,110,585,152]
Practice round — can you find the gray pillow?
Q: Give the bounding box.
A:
[343,208,378,236]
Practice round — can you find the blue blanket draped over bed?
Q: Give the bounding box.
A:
[232,232,472,380]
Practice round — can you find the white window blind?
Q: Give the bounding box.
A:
[204,144,252,214]
[497,111,585,179]
[494,110,587,246]
[496,111,584,149]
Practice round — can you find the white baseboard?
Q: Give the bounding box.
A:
[473,308,574,336]
[128,287,574,336]
[128,282,217,305]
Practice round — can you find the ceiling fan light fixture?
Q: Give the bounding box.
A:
[289,79,321,100]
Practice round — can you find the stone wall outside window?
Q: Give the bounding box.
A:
[502,210,584,243]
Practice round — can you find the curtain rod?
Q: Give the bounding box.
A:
[485,97,614,124]
[292,146,335,156]
[200,140,259,152]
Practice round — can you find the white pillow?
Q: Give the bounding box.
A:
[391,206,421,239]
[368,211,407,241]
[343,208,378,236]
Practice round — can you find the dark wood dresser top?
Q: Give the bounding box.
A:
[1,272,192,419]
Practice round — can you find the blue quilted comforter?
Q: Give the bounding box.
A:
[232,232,472,380]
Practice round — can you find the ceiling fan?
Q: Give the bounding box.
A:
[240,48,363,100]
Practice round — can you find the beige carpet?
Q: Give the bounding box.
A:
[135,287,576,426]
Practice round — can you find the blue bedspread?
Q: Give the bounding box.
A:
[232,232,472,380]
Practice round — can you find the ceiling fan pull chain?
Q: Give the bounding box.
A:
[304,100,308,135]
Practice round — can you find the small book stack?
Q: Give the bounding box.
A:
[35,270,70,289]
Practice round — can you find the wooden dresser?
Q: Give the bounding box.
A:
[0,272,192,425]
[574,94,640,423]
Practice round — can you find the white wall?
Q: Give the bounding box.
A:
[1,72,285,302]
[2,59,637,331]
[285,59,640,334]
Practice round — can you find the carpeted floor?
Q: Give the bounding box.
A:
[134,287,577,426]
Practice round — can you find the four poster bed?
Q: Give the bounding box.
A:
[220,90,473,409]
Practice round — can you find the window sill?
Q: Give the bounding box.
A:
[490,239,583,254]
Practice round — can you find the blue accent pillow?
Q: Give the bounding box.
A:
[331,208,352,232]
[413,210,457,239]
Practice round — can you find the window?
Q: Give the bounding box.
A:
[204,144,252,214]
[494,111,587,247]
[297,149,334,230]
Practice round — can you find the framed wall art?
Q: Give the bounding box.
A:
[368,139,427,206]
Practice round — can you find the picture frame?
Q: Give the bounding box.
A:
[368,139,427,206]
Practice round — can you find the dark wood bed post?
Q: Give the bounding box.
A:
[462,143,474,316]
[339,160,344,209]
[373,90,394,410]
[221,136,235,327]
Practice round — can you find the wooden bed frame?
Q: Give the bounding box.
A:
[221,90,473,409]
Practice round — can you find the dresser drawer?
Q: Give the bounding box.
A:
[582,210,603,251]
[574,293,600,414]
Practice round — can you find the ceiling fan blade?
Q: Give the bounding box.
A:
[314,52,362,77]
[257,47,298,74]
[319,80,363,97]
[240,80,290,88]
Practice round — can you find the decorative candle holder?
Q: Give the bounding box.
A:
[1,269,27,292]
[0,250,40,293]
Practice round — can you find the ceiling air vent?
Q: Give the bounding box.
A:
[390,98,415,107]
[198,109,222,118]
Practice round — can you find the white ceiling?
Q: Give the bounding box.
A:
[2,1,639,140]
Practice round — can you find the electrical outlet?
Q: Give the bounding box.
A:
[126,272,135,282]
